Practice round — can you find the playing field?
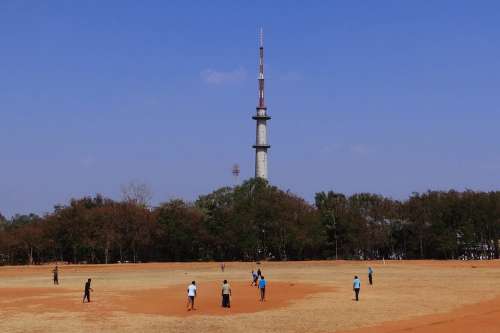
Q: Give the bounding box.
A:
[1,260,500,333]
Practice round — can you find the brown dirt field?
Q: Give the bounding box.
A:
[1,260,500,333]
[339,295,500,333]
[0,281,325,317]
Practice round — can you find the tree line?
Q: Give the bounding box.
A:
[1,178,499,265]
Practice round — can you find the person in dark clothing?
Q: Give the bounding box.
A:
[221,280,231,308]
[368,267,373,285]
[257,268,262,277]
[82,278,93,303]
[52,265,59,285]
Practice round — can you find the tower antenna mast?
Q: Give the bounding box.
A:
[232,164,240,185]
[252,28,271,180]
[259,27,263,48]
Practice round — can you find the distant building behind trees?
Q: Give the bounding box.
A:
[1,179,500,264]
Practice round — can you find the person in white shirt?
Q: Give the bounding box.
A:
[221,280,232,308]
[187,281,197,311]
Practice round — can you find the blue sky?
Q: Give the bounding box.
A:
[1,1,499,217]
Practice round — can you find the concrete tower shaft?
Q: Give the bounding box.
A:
[253,28,270,180]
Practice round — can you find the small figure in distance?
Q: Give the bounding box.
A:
[220,262,225,272]
[221,280,231,308]
[353,276,361,301]
[368,267,373,285]
[257,268,262,277]
[258,275,267,302]
[52,265,59,285]
[82,278,93,303]
[251,270,258,286]
[187,281,197,311]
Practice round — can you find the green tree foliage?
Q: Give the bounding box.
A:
[1,184,500,264]
[154,199,205,261]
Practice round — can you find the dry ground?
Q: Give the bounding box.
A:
[1,260,500,333]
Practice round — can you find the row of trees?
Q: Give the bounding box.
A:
[1,179,500,265]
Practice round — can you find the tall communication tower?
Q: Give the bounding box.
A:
[252,28,271,180]
[232,164,240,185]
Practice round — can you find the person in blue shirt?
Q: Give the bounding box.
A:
[258,275,267,302]
[368,267,373,285]
[353,276,361,301]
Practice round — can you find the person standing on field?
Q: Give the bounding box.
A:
[353,276,361,301]
[82,278,93,303]
[258,275,267,302]
[251,270,258,286]
[52,265,59,285]
[368,267,373,285]
[221,280,231,308]
[187,281,197,311]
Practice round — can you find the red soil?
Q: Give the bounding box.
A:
[0,281,327,317]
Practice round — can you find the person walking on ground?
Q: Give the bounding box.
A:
[353,276,361,301]
[251,270,258,286]
[258,275,267,302]
[82,278,93,303]
[221,280,231,308]
[221,262,225,272]
[257,268,262,277]
[52,265,59,285]
[368,267,373,285]
[187,281,197,311]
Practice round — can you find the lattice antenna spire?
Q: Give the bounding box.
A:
[258,28,265,108]
[259,27,263,48]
